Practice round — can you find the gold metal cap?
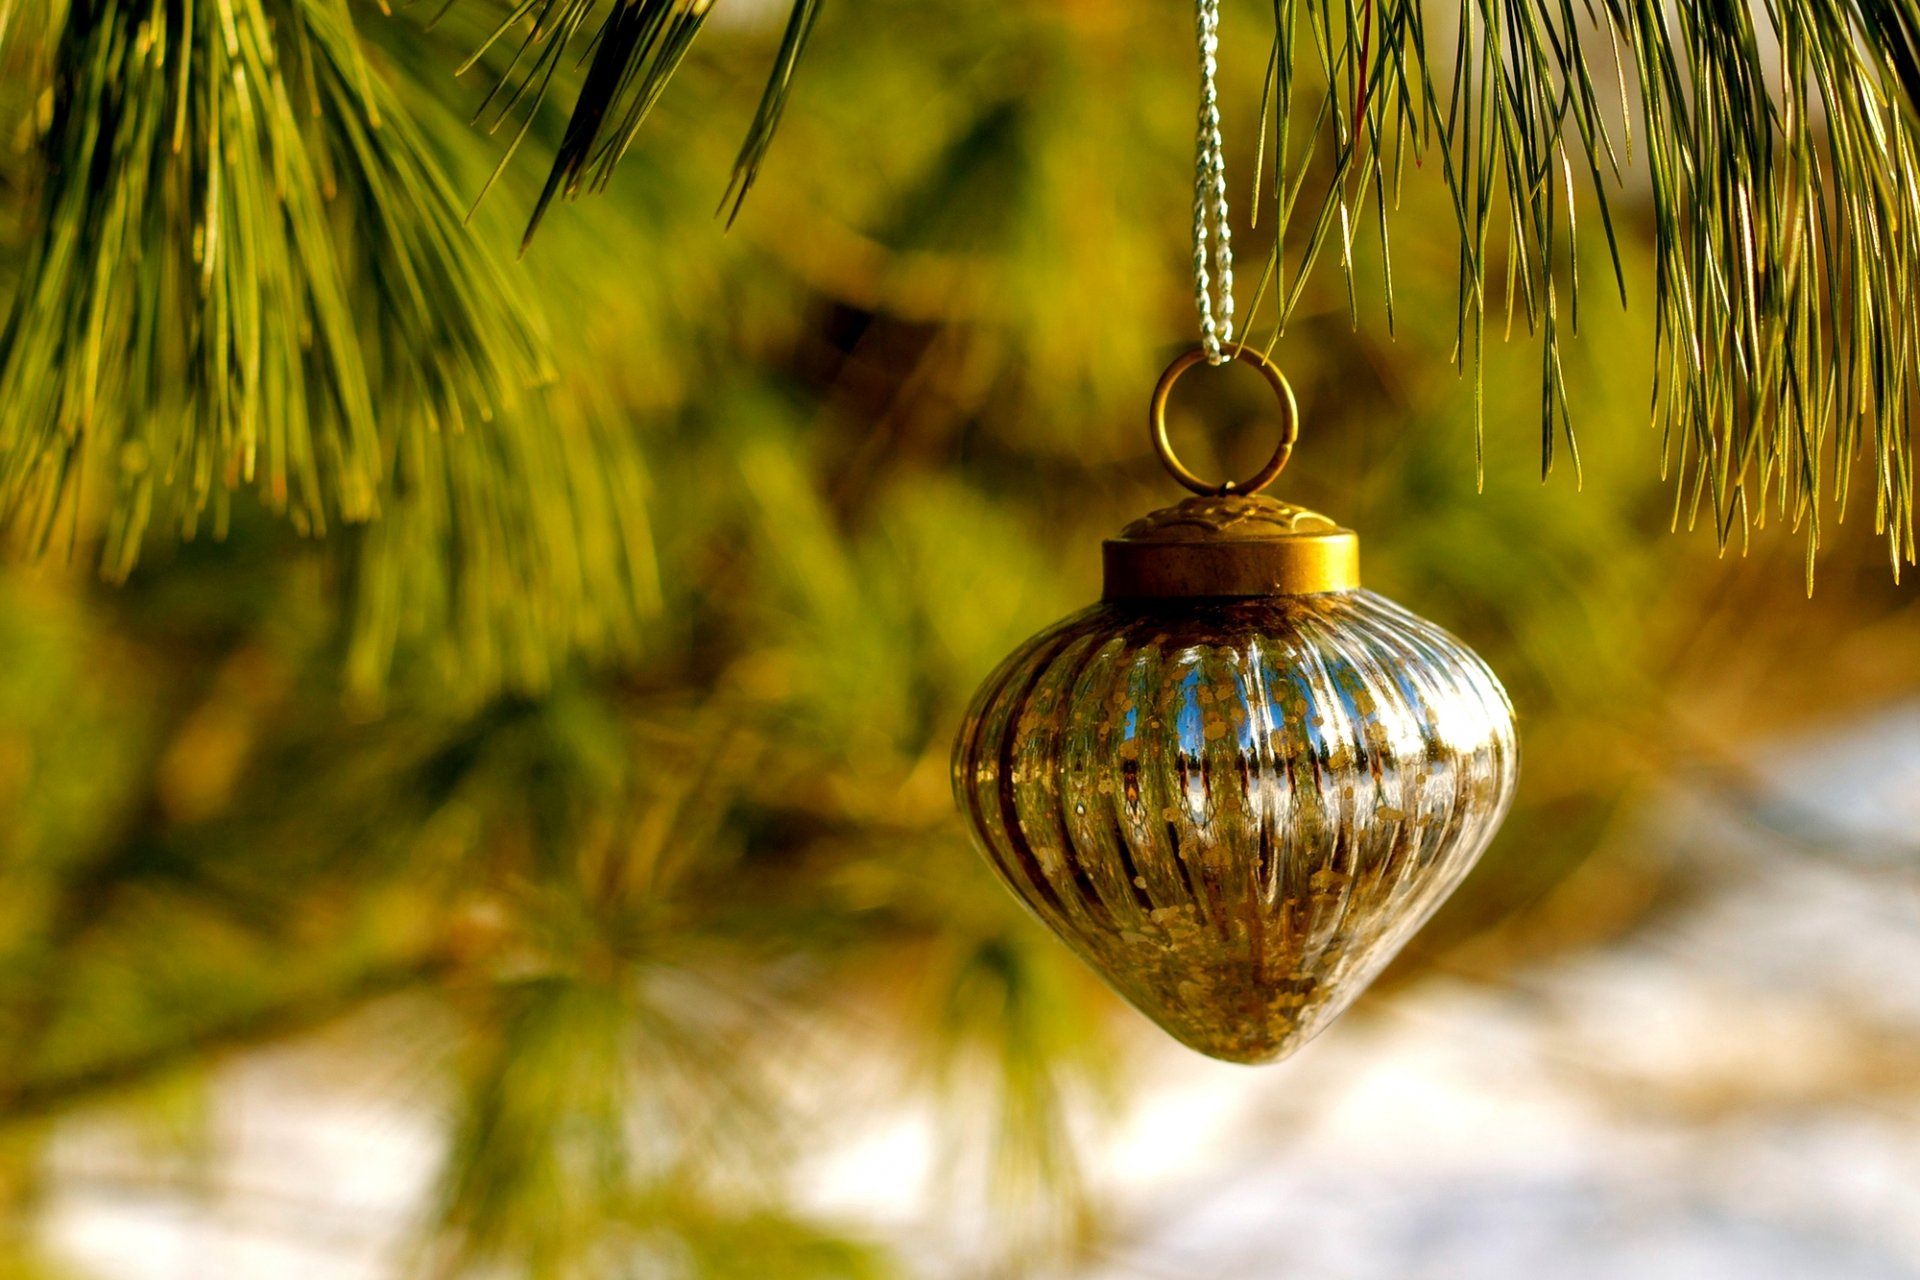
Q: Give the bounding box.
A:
[1103,494,1360,598]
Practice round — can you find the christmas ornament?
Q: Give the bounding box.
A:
[952,346,1518,1063]
[953,5,1514,1064]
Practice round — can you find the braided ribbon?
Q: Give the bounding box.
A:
[1192,0,1236,365]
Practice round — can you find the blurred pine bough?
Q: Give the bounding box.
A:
[0,0,1917,1276]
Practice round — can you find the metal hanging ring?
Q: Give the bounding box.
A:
[1149,344,1299,497]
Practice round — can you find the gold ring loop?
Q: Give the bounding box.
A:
[1149,345,1299,497]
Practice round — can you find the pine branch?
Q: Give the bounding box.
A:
[0,0,552,578]
[1250,0,1920,578]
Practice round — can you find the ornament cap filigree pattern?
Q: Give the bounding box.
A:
[1116,493,1345,541]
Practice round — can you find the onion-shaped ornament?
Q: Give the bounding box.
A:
[953,349,1518,1064]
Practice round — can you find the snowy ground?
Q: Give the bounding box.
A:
[42,705,1920,1279]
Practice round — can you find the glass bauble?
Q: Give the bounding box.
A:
[953,487,1518,1065]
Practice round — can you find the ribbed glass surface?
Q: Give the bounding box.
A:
[953,591,1518,1064]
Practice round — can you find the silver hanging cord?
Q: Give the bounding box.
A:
[1192,0,1236,365]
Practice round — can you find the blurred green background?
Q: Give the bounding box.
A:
[1,0,1918,1276]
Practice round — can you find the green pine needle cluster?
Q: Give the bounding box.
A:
[1236,0,1920,581]
[1631,0,1920,582]
[0,0,673,701]
[0,0,550,575]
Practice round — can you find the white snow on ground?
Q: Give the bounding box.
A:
[41,704,1920,1279]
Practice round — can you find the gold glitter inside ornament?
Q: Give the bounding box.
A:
[952,347,1518,1065]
